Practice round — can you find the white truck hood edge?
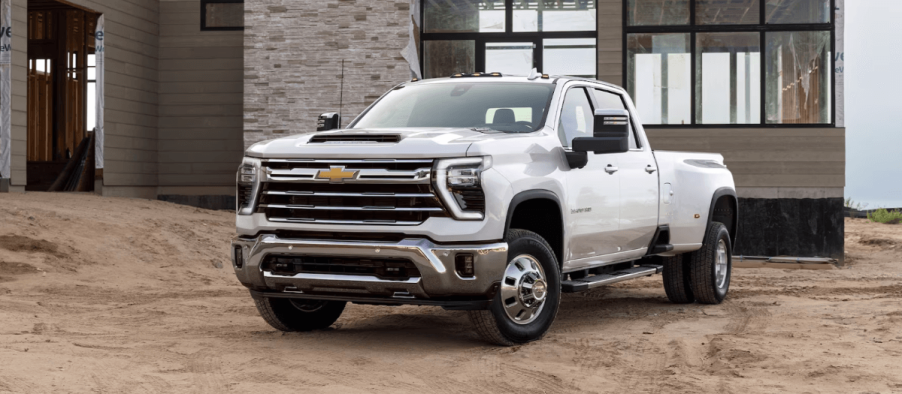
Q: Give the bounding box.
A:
[244,127,511,159]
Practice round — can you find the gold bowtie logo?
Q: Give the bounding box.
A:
[316,166,358,182]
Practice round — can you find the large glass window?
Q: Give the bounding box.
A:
[765,31,831,124]
[424,0,506,33]
[765,0,830,24]
[424,40,475,79]
[625,0,833,126]
[513,0,597,32]
[627,0,690,26]
[486,42,534,75]
[627,33,691,125]
[421,0,597,78]
[696,0,759,25]
[696,33,760,124]
[543,38,597,78]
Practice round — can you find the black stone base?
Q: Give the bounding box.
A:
[734,198,844,262]
[158,195,236,211]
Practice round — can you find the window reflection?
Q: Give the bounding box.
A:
[627,33,691,125]
[696,0,759,25]
[424,40,475,78]
[627,0,689,26]
[424,0,506,33]
[512,0,596,32]
[696,33,761,124]
[543,38,596,78]
[765,31,831,124]
[765,0,830,24]
[485,42,534,75]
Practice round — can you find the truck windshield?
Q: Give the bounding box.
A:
[351,82,555,133]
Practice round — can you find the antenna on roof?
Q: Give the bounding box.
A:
[527,68,540,80]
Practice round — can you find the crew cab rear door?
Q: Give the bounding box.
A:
[589,87,660,252]
[558,85,622,263]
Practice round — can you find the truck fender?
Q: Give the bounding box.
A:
[503,190,565,265]
[707,187,739,249]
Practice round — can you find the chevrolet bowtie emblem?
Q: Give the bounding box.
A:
[316,166,358,182]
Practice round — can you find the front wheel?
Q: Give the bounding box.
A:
[468,229,561,346]
[254,297,346,332]
[687,222,732,304]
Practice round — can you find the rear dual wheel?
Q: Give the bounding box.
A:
[662,221,732,305]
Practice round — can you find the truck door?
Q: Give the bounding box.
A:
[559,86,622,263]
[590,88,660,252]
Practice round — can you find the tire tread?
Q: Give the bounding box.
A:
[688,222,729,304]
[467,228,560,346]
[662,254,694,304]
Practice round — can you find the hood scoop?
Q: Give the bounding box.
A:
[309,134,402,144]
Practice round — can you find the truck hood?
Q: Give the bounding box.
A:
[245,127,512,159]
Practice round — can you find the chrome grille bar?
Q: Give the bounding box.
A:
[268,218,424,226]
[260,204,443,212]
[264,191,435,198]
[258,158,445,225]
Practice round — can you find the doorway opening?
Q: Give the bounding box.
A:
[26,0,99,191]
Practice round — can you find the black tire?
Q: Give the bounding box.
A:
[662,254,695,304]
[254,297,346,332]
[468,229,561,346]
[687,222,732,304]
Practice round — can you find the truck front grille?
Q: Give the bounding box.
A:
[256,159,446,225]
[263,255,421,281]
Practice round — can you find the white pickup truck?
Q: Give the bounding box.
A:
[231,72,738,346]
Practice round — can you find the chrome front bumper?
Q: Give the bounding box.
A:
[231,235,509,302]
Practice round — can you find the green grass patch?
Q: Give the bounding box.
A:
[867,208,902,224]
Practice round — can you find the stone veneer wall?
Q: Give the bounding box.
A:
[243,0,413,148]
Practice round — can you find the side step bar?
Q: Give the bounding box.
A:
[561,265,663,293]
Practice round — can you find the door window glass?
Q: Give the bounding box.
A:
[558,88,594,147]
[593,89,638,149]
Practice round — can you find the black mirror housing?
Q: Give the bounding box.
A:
[565,151,588,169]
[317,113,341,131]
[571,109,630,155]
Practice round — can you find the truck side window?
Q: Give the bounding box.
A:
[558,88,594,148]
[593,89,639,150]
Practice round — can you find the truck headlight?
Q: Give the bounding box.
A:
[237,157,262,215]
[434,157,490,220]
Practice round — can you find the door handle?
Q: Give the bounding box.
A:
[605,165,619,174]
[646,165,657,174]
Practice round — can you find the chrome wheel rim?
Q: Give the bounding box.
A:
[289,299,326,312]
[500,254,548,325]
[715,239,729,288]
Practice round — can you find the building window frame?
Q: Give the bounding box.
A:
[200,0,244,32]
[622,0,835,128]
[420,0,599,78]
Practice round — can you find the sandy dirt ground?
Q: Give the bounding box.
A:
[1,192,901,393]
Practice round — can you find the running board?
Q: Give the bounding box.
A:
[561,265,663,293]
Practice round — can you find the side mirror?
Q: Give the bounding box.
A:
[317,113,341,131]
[571,109,630,155]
